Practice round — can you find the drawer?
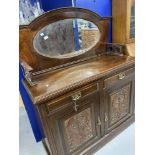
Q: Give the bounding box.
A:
[104,68,134,87]
[46,82,98,114]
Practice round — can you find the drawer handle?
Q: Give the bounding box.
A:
[71,92,81,112]
[118,73,125,80]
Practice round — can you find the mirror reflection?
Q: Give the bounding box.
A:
[33,18,100,59]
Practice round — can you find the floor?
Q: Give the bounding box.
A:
[19,107,135,155]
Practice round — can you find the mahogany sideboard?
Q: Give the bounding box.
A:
[20,7,135,155]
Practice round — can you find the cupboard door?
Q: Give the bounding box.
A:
[103,69,134,134]
[47,93,101,155]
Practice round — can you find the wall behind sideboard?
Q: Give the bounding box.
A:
[75,0,111,17]
[40,0,72,11]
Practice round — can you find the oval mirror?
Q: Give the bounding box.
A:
[33,18,100,59]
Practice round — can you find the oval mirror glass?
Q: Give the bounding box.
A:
[33,18,100,59]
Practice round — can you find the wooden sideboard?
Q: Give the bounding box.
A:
[20,8,135,155]
[23,55,135,155]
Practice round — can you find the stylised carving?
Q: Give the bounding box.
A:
[63,108,93,152]
[109,84,131,125]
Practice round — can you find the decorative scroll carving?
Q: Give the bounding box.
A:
[63,108,93,152]
[109,84,131,125]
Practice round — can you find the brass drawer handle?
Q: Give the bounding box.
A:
[71,92,82,101]
[118,73,125,80]
[71,92,81,112]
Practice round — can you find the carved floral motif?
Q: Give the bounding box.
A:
[63,108,93,152]
[110,84,131,125]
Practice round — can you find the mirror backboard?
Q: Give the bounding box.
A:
[33,19,100,59]
[19,7,110,76]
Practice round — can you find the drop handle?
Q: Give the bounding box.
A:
[118,73,125,80]
[71,92,81,112]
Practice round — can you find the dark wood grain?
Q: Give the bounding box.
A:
[20,7,135,155]
[24,55,135,155]
[23,55,134,104]
[39,92,101,155]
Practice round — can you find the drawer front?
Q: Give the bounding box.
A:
[46,82,99,114]
[104,68,134,87]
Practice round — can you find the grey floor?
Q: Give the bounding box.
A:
[19,107,135,155]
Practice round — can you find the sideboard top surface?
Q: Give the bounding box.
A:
[23,55,134,104]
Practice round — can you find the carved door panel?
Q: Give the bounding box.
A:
[103,69,135,134]
[47,93,101,155]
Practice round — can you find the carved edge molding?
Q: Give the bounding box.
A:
[23,60,134,104]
